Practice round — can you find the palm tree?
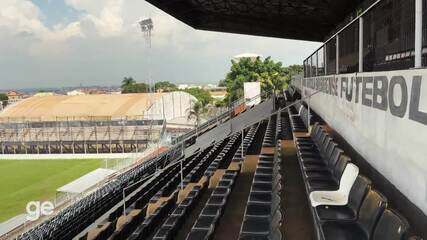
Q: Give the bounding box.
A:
[188,101,204,136]
[121,77,136,92]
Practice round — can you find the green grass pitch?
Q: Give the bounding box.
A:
[0,159,102,222]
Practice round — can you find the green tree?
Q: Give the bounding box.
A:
[288,64,304,76]
[121,77,136,89]
[184,88,213,107]
[0,93,8,108]
[188,101,204,128]
[0,93,8,102]
[121,77,150,93]
[155,81,178,92]
[222,57,291,102]
[218,79,226,87]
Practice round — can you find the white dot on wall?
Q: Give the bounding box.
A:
[392,83,403,107]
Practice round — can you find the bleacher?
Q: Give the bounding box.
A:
[16,96,424,240]
[289,102,422,240]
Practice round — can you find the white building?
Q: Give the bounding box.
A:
[233,53,262,62]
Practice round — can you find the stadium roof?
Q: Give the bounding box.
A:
[57,168,116,194]
[146,0,366,41]
[0,93,163,121]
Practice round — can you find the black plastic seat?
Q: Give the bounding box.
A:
[153,226,173,240]
[186,228,211,240]
[193,215,216,229]
[315,175,371,223]
[207,195,226,206]
[249,192,272,203]
[258,162,274,169]
[246,203,271,216]
[252,182,273,192]
[201,205,222,216]
[239,233,270,240]
[305,155,349,192]
[321,190,387,240]
[212,187,230,196]
[241,216,270,235]
[253,174,273,183]
[172,205,187,216]
[302,147,342,172]
[372,209,409,240]
[218,179,234,188]
[301,143,337,170]
[255,167,273,175]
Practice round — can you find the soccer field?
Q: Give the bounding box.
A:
[0,159,102,222]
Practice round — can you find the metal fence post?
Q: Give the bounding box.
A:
[122,189,126,216]
[241,128,244,158]
[415,0,423,68]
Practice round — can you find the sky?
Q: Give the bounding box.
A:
[0,0,322,90]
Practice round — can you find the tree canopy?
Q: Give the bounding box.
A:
[222,57,303,102]
[0,93,8,101]
[155,81,178,92]
[184,88,213,107]
[287,64,304,76]
[121,77,150,93]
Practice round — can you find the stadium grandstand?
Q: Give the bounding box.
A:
[0,92,198,154]
[2,0,426,239]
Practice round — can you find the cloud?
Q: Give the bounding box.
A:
[65,0,124,37]
[0,0,322,90]
[0,0,83,41]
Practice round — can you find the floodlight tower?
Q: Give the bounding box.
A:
[138,18,155,93]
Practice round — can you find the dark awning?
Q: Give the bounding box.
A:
[146,0,365,42]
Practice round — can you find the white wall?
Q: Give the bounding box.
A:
[296,69,427,215]
[144,91,197,123]
[244,82,261,106]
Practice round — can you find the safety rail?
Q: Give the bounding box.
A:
[171,93,265,145]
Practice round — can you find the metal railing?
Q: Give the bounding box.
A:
[171,92,267,145]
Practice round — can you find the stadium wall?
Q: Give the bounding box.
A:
[293,68,427,215]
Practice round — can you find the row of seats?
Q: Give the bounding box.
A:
[80,143,218,240]
[186,169,239,239]
[103,156,193,239]
[129,194,177,239]
[184,139,228,184]
[239,115,283,240]
[277,111,292,141]
[233,124,259,163]
[122,128,254,240]
[204,133,242,177]
[18,99,262,240]
[104,138,233,239]
[293,122,420,240]
[152,184,206,240]
[288,102,311,132]
[18,147,180,240]
[184,124,259,239]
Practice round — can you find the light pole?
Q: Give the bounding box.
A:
[138,18,155,93]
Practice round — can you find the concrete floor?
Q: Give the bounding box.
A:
[281,140,315,240]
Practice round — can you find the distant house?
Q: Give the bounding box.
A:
[88,89,107,95]
[206,86,227,100]
[7,91,24,105]
[67,90,86,96]
[34,92,56,97]
[232,53,262,62]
